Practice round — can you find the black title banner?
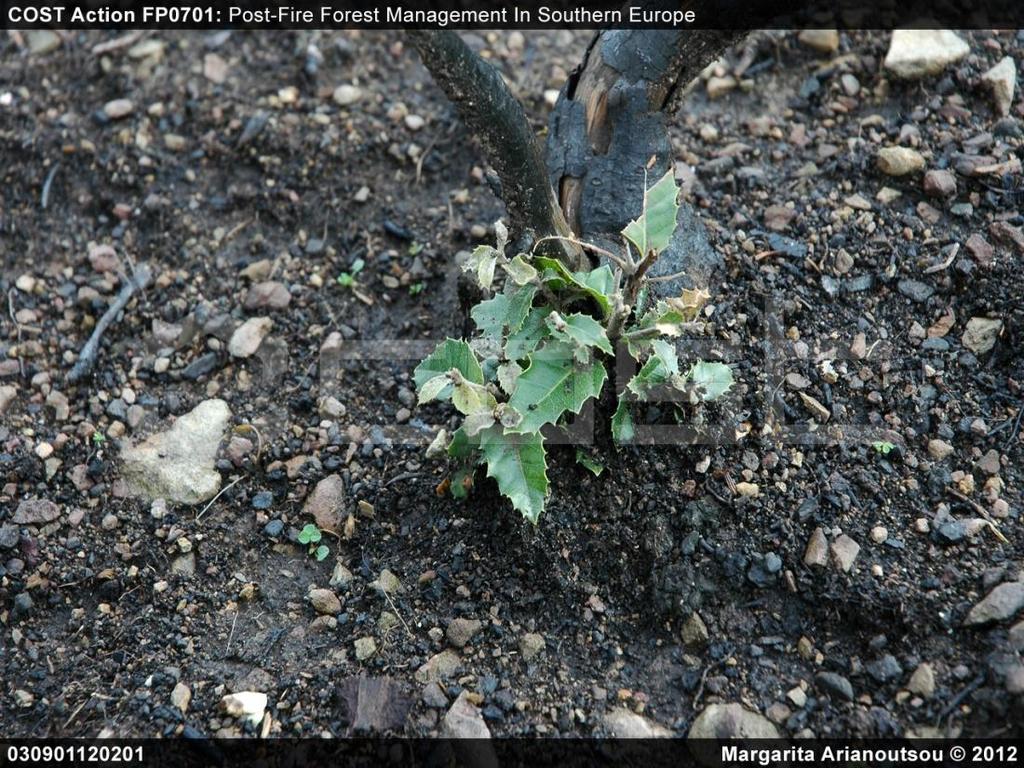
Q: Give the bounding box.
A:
[3,0,1024,30]
[0,739,1023,768]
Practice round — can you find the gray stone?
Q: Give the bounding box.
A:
[804,527,829,567]
[688,703,780,738]
[446,618,482,649]
[867,654,903,683]
[816,671,854,701]
[898,279,934,302]
[681,613,709,646]
[0,523,19,549]
[121,399,230,504]
[421,682,448,708]
[519,632,546,661]
[354,637,377,661]
[12,499,61,525]
[830,534,860,572]
[963,581,1024,626]
[415,650,460,683]
[908,663,936,698]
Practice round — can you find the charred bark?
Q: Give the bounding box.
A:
[407,30,584,268]
[546,28,745,289]
[410,28,747,283]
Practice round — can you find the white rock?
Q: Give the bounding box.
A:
[797,30,840,54]
[103,98,135,120]
[877,147,925,176]
[981,56,1017,117]
[883,30,969,79]
[333,84,362,107]
[830,534,860,572]
[962,317,1003,355]
[220,691,267,725]
[689,703,780,738]
[228,317,272,358]
[170,682,191,713]
[120,399,231,504]
[442,691,491,738]
[605,708,673,737]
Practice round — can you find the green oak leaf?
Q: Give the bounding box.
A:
[471,284,538,338]
[688,361,734,401]
[502,254,538,285]
[611,398,634,443]
[545,311,613,356]
[414,339,483,396]
[575,449,604,476]
[479,426,548,524]
[451,377,497,416]
[627,339,679,399]
[417,374,451,405]
[507,342,607,433]
[622,169,680,260]
[496,361,523,395]
[504,305,552,361]
[533,257,613,319]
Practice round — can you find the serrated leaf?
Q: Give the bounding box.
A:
[414,339,483,395]
[688,361,733,401]
[471,284,538,338]
[612,398,634,443]
[507,342,607,433]
[504,306,552,361]
[451,378,497,416]
[479,427,548,524]
[417,374,451,405]
[545,311,613,356]
[622,169,680,259]
[627,339,679,399]
[534,257,613,319]
[575,449,604,476]
[502,254,538,285]
[496,361,522,394]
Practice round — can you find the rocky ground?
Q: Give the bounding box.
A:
[1,28,1023,738]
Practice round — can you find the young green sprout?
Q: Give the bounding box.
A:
[414,170,733,524]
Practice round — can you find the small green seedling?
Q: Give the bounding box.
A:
[298,523,329,561]
[872,441,896,455]
[408,242,425,256]
[415,170,734,524]
[409,281,425,296]
[337,258,365,288]
[91,431,106,446]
